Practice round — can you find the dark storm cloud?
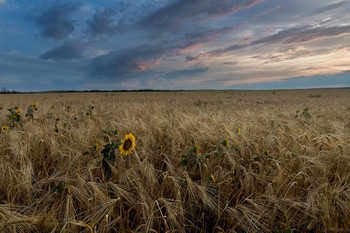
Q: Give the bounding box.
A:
[33,1,82,40]
[39,42,84,60]
[86,22,245,79]
[34,0,266,80]
[140,0,263,33]
[87,8,123,37]
[85,2,162,37]
[87,8,117,36]
[191,24,350,59]
[87,44,170,78]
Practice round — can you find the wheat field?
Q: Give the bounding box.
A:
[0,89,349,232]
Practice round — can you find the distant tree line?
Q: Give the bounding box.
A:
[1,87,21,94]
[42,89,185,93]
[1,87,188,94]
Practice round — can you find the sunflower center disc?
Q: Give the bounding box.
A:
[123,139,132,150]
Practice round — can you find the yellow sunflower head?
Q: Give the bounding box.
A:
[1,126,9,133]
[196,146,200,155]
[119,133,136,156]
[32,103,38,108]
[221,138,229,147]
[16,110,21,115]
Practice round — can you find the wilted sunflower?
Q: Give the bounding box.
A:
[32,103,38,108]
[1,126,9,132]
[16,110,21,115]
[119,133,136,156]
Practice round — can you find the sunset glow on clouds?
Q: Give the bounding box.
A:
[0,0,350,91]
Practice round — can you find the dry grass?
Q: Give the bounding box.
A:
[0,89,349,232]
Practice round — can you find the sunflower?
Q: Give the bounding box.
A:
[1,126,9,133]
[119,133,136,156]
[196,146,200,155]
[32,103,38,108]
[16,110,21,115]
[222,138,229,147]
[15,106,19,110]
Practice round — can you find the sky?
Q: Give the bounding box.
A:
[0,0,350,91]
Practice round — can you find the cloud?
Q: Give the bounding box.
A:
[258,25,350,45]
[222,61,238,65]
[191,24,350,59]
[227,70,350,90]
[254,45,350,64]
[39,42,84,60]
[312,1,348,15]
[87,44,169,78]
[140,0,263,33]
[86,8,122,36]
[85,1,166,37]
[0,53,83,91]
[35,0,277,81]
[33,1,82,40]
[163,67,209,80]
[86,6,272,80]
[86,20,245,79]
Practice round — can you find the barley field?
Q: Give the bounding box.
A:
[0,89,349,232]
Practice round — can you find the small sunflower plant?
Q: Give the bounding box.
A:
[254,149,271,162]
[7,106,22,129]
[84,129,136,179]
[25,103,38,119]
[182,145,210,168]
[214,137,229,159]
[86,105,94,119]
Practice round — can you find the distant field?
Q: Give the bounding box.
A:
[0,90,349,232]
